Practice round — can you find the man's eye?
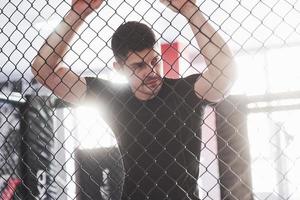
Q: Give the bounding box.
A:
[137,63,145,68]
[131,63,145,71]
[151,57,159,66]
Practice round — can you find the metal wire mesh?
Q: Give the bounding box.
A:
[1,0,300,199]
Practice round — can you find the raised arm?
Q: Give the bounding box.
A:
[31,0,104,103]
[160,0,237,103]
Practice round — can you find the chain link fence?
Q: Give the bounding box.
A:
[1,0,300,199]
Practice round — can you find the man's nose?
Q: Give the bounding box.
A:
[144,63,154,75]
[147,61,160,76]
[147,67,162,80]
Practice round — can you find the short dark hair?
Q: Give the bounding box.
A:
[111,21,156,63]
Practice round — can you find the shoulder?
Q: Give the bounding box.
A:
[164,74,201,94]
[164,74,216,106]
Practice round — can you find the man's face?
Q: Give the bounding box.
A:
[118,48,163,100]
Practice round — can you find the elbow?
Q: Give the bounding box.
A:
[230,62,238,84]
[217,64,238,99]
[224,58,238,83]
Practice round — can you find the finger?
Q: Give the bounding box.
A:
[159,0,169,6]
[160,0,179,12]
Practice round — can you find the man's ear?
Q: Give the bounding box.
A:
[113,61,123,73]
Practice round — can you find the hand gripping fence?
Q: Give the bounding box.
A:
[1,0,300,200]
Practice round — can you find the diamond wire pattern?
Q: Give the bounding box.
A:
[1,0,300,199]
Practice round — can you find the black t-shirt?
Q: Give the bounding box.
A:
[85,74,211,200]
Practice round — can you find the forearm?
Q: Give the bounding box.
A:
[160,0,236,101]
[185,9,236,81]
[31,10,86,81]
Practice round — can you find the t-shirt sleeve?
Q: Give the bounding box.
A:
[179,74,217,107]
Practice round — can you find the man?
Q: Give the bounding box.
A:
[31,0,237,199]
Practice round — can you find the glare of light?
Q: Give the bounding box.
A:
[236,46,300,196]
[230,53,267,95]
[247,98,300,109]
[248,110,300,197]
[109,72,128,84]
[75,104,117,149]
[247,113,276,192]
[270,110,300,199]
[230,46,300,96]
[266,47,300,93]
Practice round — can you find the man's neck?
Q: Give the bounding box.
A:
[132,85,162,101]
[133,90,157,101]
